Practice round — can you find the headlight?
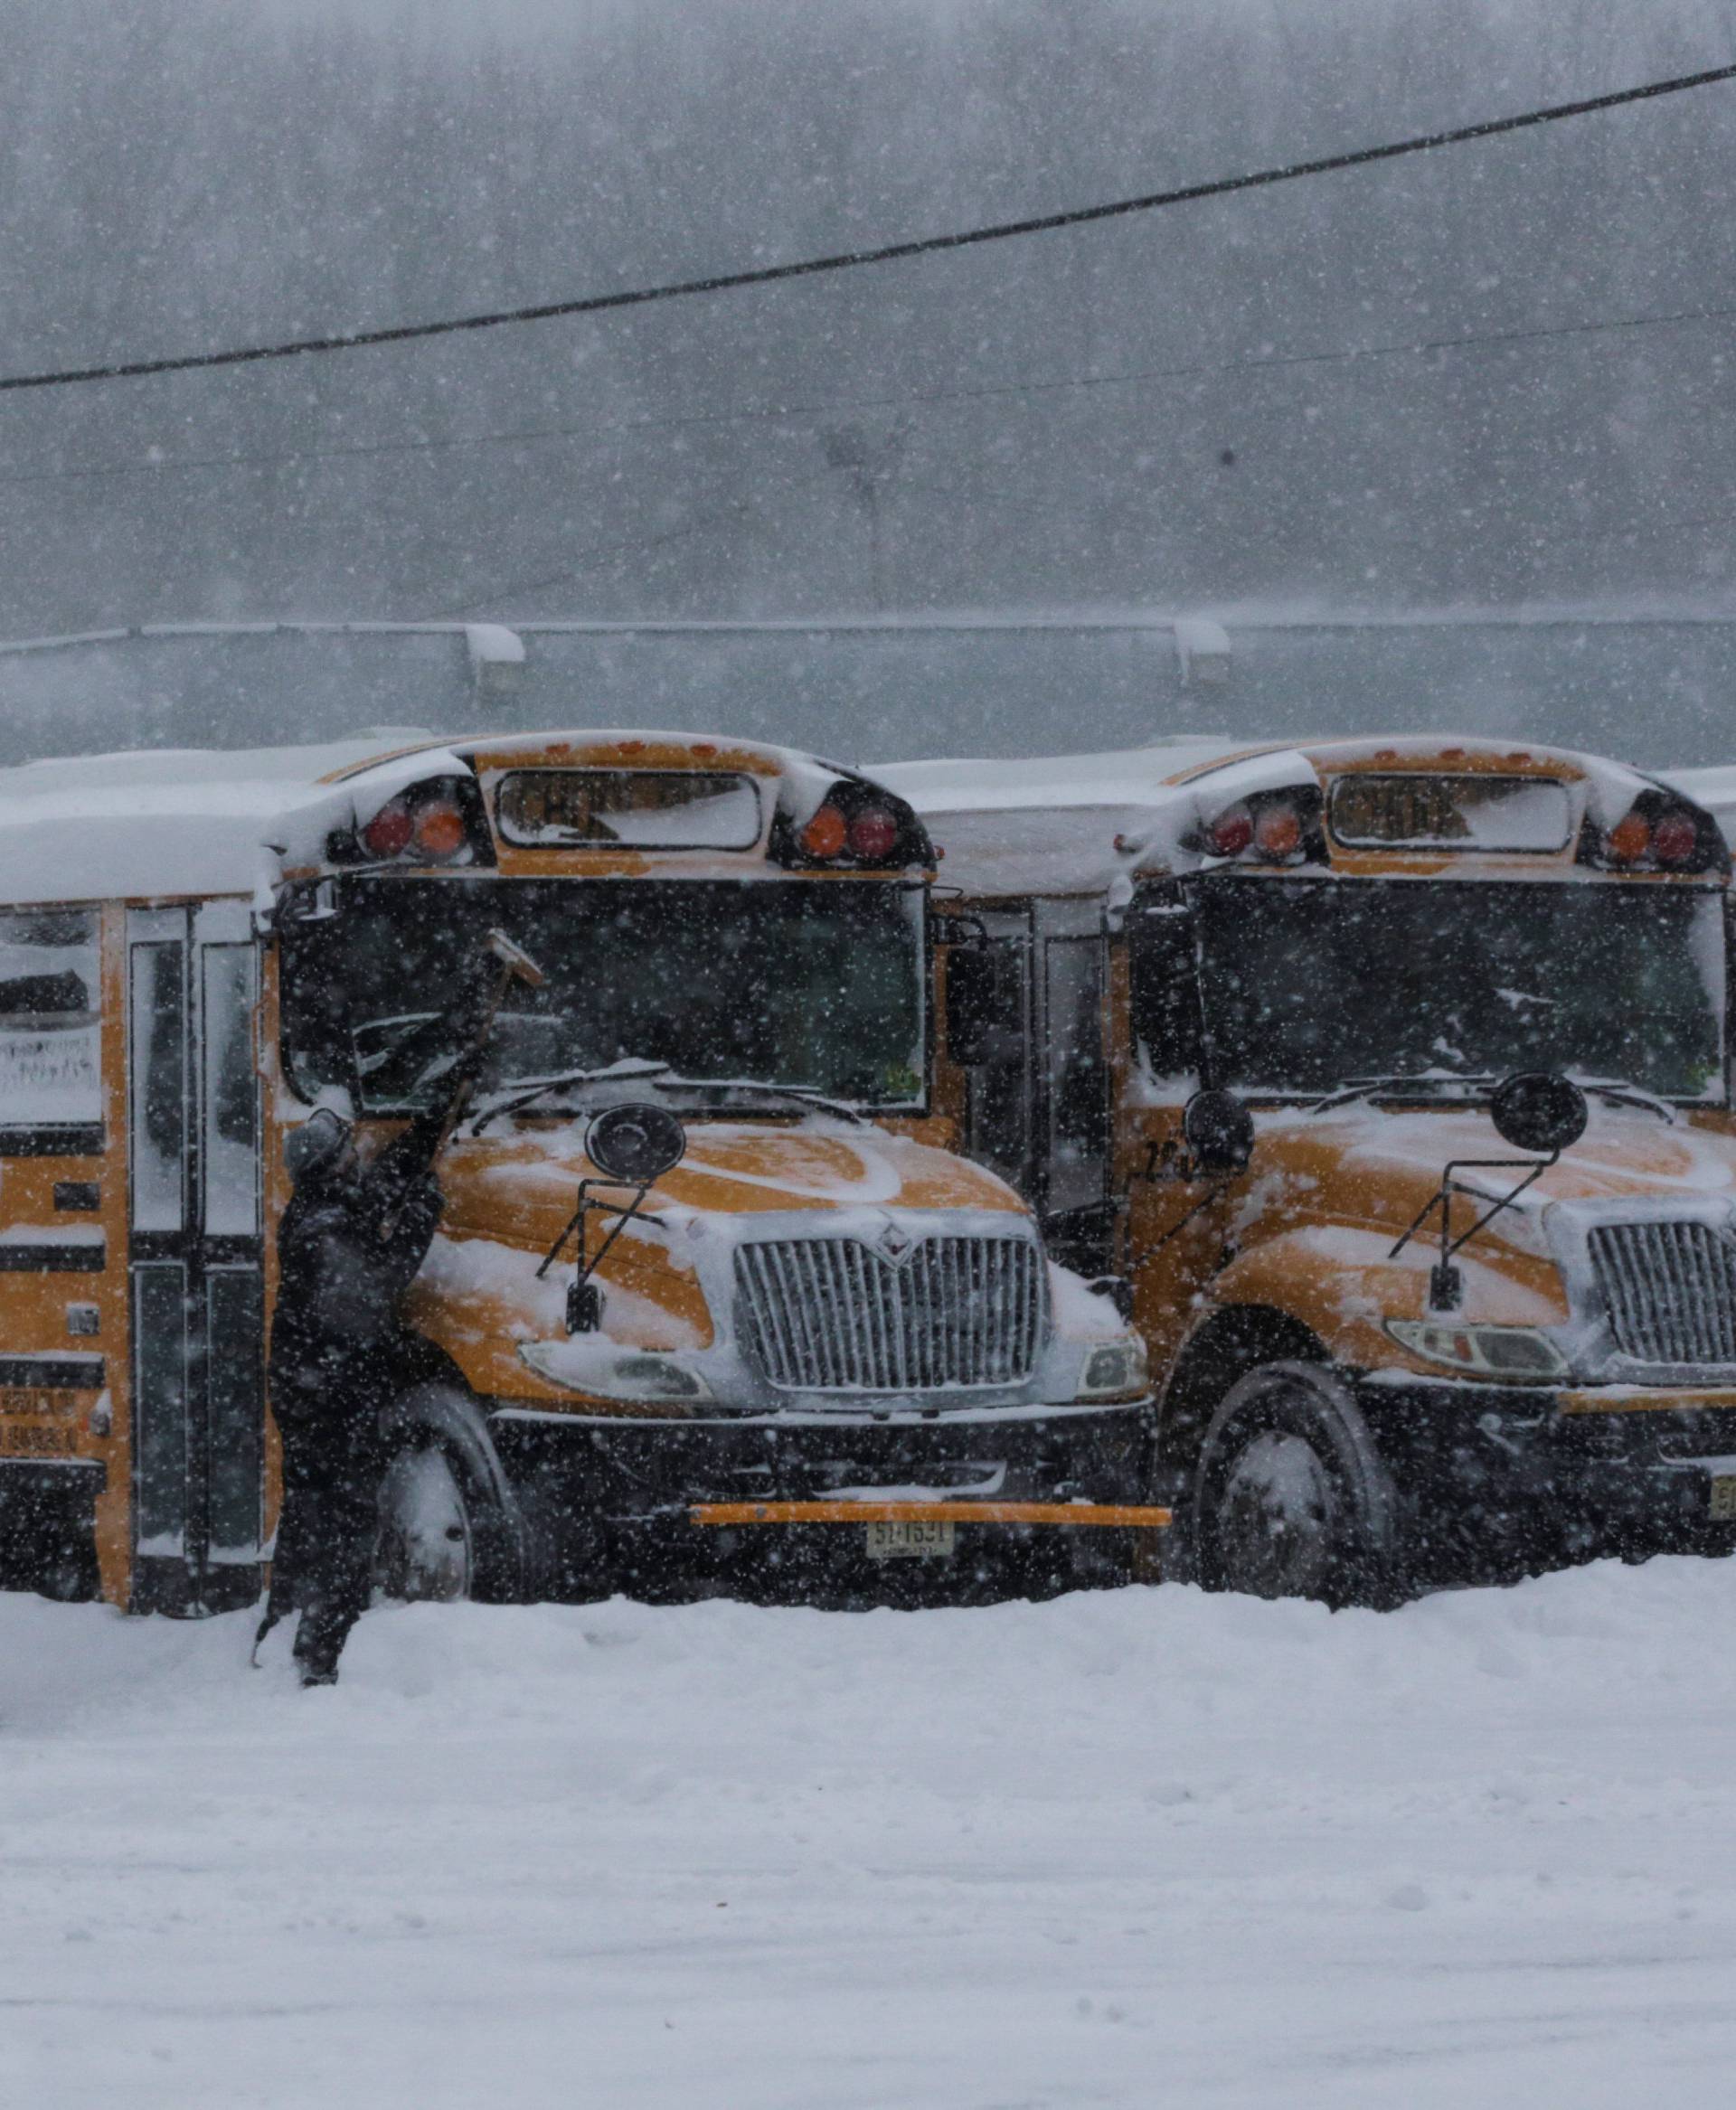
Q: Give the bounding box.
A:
[517,1341,712,1403]
[1383,1319,1566,1382]
[1075,1335,1148,1399]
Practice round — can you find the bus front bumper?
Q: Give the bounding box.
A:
[1354,1372,1736,1547]
[488,1395,1160,1599]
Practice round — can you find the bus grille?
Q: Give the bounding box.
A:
[734,1234,1043,1393]
[1589,1220,1736,1367]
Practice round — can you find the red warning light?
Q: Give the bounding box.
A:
[1653,810,1699,866]
[848,809,900,862]
[361,802,414,859]
[1208,805,1254,857]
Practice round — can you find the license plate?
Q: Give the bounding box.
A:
[1711,1476,1736,1521]
[864,1518,956,1561]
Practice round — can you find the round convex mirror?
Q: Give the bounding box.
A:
[586,1102,687,1185]
[1183,1088,1255,1176]
[1489,1072,1588,1157]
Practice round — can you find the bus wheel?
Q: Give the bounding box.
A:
[1194,1363,1403,1608]
[375,1446,475,1603]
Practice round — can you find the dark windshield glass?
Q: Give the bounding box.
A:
[282,877,925,1113]
[1192,878,1725,1099]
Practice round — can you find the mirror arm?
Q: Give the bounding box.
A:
[1389,1153,1559,1311]
[536,1179,663,1284]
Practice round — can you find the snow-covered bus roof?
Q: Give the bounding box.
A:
[1661,766,1736,836]
[0,729,851,909]
[878,735,1685,898]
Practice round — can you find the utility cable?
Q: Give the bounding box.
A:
[0,60,1731,395]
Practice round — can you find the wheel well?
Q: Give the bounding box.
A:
[380,1378,529,1603]
[1156,1305,1329,1487]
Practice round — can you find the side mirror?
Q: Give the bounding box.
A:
[1490,1072,1587,1156]
[1184,1088,1254,1177]
[484,928,547,989]
[567,1279,606,1335]
[943,945,1022,1066]
[585,1102,686,1186]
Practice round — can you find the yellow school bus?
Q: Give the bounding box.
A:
[883,734,1736,1602]
[0,729,1158,1615]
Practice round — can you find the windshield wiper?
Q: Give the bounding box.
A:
[1566,1075,1677,1124]
[470,1060,673,1135]
[656,1074,866,1126]
[472,1061,871,1135]
[1311,1070,1497,1113]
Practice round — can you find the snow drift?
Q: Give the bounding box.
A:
[7,1561,1736,2105]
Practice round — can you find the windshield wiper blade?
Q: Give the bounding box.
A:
[656,1074,866,1126]
[1311,1071,1497,1113]
[1566,1074,1677,1124]
[470,1060,673,1135]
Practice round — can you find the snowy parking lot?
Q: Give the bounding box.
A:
[7,1561,1736,2107]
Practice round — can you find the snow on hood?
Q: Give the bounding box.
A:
[1257,1098,1736,1238]
[438,1115,1028,1248]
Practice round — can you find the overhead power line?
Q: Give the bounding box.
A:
[1,60,1732,397]
[3,289,1733,498]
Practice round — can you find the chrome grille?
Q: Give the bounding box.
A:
[1589,1220,1736,1366]
[734,1234,1043,1392]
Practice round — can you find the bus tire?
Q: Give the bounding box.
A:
[377,1382,528,1604]
[1194,1362,1406,1609]
[376,1445,476,1604]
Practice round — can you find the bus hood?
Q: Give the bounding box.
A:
[1214,1100,1736,1347]
[436,1117,1029,1247]
[400,1117,1101,1413]
[1257,1101,1736,1230]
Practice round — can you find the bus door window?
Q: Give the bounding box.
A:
[1043,933,1109,1219]
[130,938,186,1233]
[128,911,191,1604]
[197,926,263,1581]
[126,904,264,1613]
[945,919,1034,1196]
[1127,885,1204,1091]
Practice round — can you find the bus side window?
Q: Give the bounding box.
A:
[0,908,102,1135]
[1128,891,1203,1083]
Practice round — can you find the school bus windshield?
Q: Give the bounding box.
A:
[282,875,926,1113]
[1184,877,1726,1101]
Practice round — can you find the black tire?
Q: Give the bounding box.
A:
[1193,1362,1405,1608]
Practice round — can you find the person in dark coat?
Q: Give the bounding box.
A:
[257,1106,446,1686]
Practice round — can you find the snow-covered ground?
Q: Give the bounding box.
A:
[7,1562,1736,2108]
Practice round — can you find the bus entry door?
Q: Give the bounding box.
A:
[1035,903,1113,1273]
[127,904,264,1615]
[951,901,1113,1275]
